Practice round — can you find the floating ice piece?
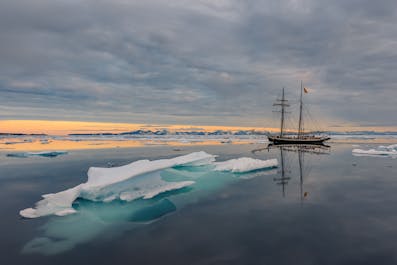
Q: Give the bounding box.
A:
[40,139,51,144]
[214,157,278,173]
[7,151,68,158]
[352,144,397,157]
[20,152,278,219]
[352,149,397,157]
[4,139,32,145]
[21,153,279,254]
[378,144,397,150]
[20,152,216,218]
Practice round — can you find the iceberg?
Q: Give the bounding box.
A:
[20,151,215,218]
[20,152,277,219]
[7,151,68,158]
[352,144,397,157]
[21,152,278,254]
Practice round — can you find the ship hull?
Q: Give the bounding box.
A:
[268,136,330,145]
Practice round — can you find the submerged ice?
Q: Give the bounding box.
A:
[20,152,278,219]
[214,157,278,173]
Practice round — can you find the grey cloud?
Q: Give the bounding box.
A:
[0,0,397,127]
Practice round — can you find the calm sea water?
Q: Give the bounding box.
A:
[1,143,397,265]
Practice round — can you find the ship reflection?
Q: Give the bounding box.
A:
[254,144,330,200]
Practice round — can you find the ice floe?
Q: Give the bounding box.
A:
[21,152,279,254]
[4,139,32,145]
[352,144,397,157]
[20,152,277,219]
[7,151,68,158]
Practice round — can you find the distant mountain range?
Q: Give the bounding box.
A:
[67,130,397,136]
[68,129,268,136]
[0,133,47,136]
[2,130,397,137]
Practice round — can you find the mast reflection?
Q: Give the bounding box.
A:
[261,144,330,200]
[273,146,290,197]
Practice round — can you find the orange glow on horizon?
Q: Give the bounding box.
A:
[0,120,280,135]
[0,138,250,151]
[1,120,396,136]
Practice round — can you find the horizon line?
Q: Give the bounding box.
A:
[1,119,397,136]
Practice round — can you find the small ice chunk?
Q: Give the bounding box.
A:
[220,139,232,144]
[214,157,278,173]
[352,144,397,157]
[40,139,51,144]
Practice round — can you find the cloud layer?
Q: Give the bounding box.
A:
[1,0,397,128]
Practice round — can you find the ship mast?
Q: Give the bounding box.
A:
[273,87,289,137]
[298,81,304,138]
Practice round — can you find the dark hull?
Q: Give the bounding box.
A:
[268,136,330,145]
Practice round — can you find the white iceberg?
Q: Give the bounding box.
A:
[20,151,215,218]
[21,152,279,254]
[214,157,278,173]
[20,152,278,219]
[352,144,397,157]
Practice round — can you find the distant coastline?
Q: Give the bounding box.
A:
[2,130,397,137]
[2,120,397,136]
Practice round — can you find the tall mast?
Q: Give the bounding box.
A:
[298,81,303,138]
[281,88,285,136]
[273,87,289,137]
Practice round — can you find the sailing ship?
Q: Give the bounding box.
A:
[268,82,330,145]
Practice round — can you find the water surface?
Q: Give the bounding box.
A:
[1,143,397,265]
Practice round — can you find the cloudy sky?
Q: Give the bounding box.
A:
[1,0,397,129]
